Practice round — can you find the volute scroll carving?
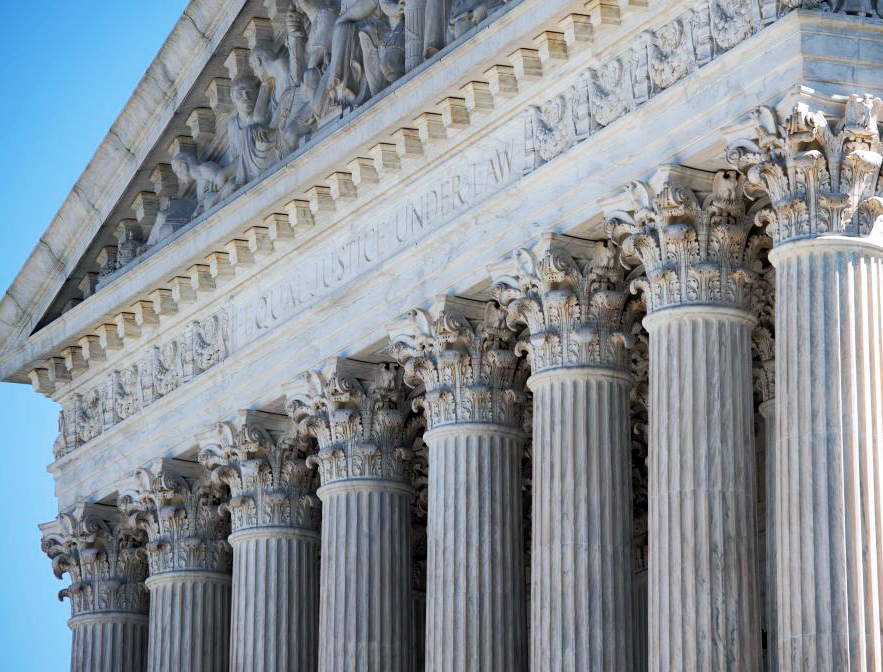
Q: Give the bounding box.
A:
[388,298,527,432]
[118,459,232,576]
[605,168,766,314]
[490,235,636,375]
[727,94,883,247]
[198,413,320,533]
[285,359,416,487]
[40,503,149,618]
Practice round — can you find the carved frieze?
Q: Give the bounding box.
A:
[40,503,149,618]
[520,0,856,176]
[55,310,230,459]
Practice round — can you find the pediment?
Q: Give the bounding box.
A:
[0,0,533,376]
[2,0,872,394]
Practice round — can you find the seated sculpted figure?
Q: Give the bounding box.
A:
[327,0,405,107]
[225,76,279,190]
[170,152,226,217]
[250,39,320,154]
[291,0,339,119]
[448,0,508,41]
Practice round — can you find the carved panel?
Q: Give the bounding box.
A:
[54,310,230,458]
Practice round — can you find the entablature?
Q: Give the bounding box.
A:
[42,9,883,509]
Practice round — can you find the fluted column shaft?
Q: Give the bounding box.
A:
[528,367,635,671]
[69,613,148,672]
[230,527,320,672]
[318,481,413,672]
[146,571,231,672]
[424,424,526,672]
[772,238,883,671]
[760,399,777,672]
[646,305,760,671]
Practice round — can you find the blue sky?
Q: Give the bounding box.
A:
[0,3,189,668]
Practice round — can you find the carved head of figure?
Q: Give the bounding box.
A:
[249,44,282,85]
[232,77,260,119]
[170,152,194,186]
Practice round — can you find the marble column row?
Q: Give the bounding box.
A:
[43,93,883,672]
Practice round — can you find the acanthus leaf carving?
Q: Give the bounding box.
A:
[286,359,415,486]
[118,458,232,576]
[490,235,636,374]
[40,503,149,618]
[727,94,883,246]
[198,414,319,532]
[605,169,761,314]
[389,299,525,431]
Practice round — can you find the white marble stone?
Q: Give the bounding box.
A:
[21,2,883,670]
[729,95,883,671]
[287,359,415,671]
[644,306,761,671]
[119,459,232,672]
[491,234,637,671]
[198,414,320,671]
[68,614,148,672]
[391,297,527,671]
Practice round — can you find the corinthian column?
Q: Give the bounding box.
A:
[606,168,763,671]
[120,458,232,672]
[729,94,883,671]
[41,503,149,672]
[390,296,527,672]
[490,234,637,671]
[198,410,320,672]
[286,358,414,672]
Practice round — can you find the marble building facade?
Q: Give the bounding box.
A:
[6,0,883,670]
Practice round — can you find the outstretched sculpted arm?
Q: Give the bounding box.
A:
[336,0,379,23]
[378,0,404,19]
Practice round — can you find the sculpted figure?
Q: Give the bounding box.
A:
[358,0,406,96]
[292,0,341,118]
[170,152,226,217]
[326,0,405,107]
[448,0,507,41]
[226,76,279,189]
[423,0,450,58]
[249,43,313,154]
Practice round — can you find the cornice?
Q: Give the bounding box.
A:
[0,0,247,370]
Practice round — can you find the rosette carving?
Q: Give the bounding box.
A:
[286,360,414,487]
[605,169,764,313]
[40,503,148,618]
[727,94,883,246]
[490,235,635,374]
[198,414,318,532]
[389,298,526,432]
[119,459,231,575]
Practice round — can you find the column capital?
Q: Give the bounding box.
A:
[118,458,231,575]
[40,502,148,618]
[489,233,638,374]
[388,296,527,432]
[197,411,320,533]
[727,93,883,250]
[605,167,763,315]
[285,358,417,488]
